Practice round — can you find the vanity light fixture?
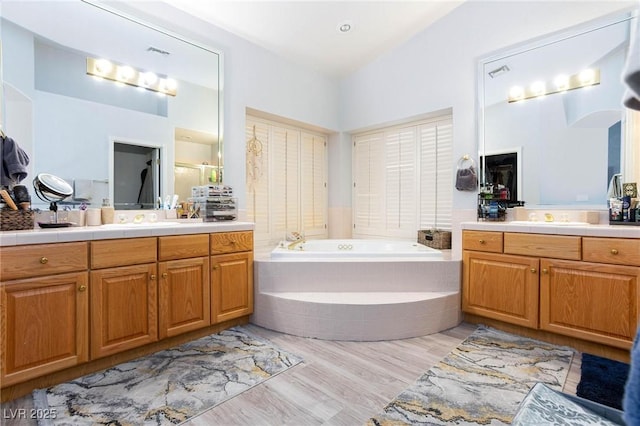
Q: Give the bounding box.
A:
[508,68,599,103]
[86,57,177,96]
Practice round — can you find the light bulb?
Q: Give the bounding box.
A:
[579,69,595,85]
[554,75,569,91]
[509,86,524,101]
[530,81,546,97]
[117,65,135,82]
[95,59,113,75]
[139,72,158,87]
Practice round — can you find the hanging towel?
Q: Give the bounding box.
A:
[1,135,30,187]
[622,10,640,110]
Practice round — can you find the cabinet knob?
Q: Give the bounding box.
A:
[542,268,548,274]
[479,239,485,244]
[611,248,619,255]
[530,268,537,273]
[162,272,168,278]
[78,285,87,292]
[150,274,157,280]
[230,240,237,245]
[213,265,219,270]
[40,257,48,264]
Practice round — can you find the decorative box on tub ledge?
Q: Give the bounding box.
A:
[1,208,35,231]
[418,229,451,249]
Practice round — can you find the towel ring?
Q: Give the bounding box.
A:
[457,155,475,170]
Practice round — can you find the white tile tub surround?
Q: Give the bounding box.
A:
[252,254,462,341]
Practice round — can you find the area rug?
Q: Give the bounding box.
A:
[577,353,630,410]
[32,327,303,425]
[368,325,575,425]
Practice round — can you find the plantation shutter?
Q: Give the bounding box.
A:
[246,115,328,247]
[435,119,453,230]
[354,113,453,239]
[418,118,453,230]
[301,132,328,237]
[353,131,385,236]
[270,125,300,238]
[385,126,417,237]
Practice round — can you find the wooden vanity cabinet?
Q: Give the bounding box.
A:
[211,231,254,323]
[540,259,639,349]
[89,238,158,359]
[0,242,89,386]
[0,229,254,396]
[463,230,640,350]
[158,234,210,339]
[462,250,539,328]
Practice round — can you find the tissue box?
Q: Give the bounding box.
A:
[417,229,451,249]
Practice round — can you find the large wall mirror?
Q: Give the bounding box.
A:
[1,0,222,209]
[479,10,638,209]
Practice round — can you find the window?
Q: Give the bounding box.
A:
[246,115,328,248]
[352,114,453,239]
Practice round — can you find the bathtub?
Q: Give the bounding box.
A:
[271,239,441,259]
[252,239,461,341]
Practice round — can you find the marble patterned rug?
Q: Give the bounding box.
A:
[32,327,303,425]
[368,325,575,425]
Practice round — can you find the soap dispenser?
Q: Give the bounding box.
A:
[101,198,115,224]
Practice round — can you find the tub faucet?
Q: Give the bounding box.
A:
[287,238,306,250]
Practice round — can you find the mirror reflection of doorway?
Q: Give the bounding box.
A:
[113,142,160,209]
[480,148,522,204]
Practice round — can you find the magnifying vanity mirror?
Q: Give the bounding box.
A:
[1,0,222,209]
[479,10,638,209]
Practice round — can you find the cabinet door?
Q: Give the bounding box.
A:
[211,252,253,323]
[159,257,210,339]
[1,272,89,386]
[462,250,539,328]
[90,264,158,359]
[540,259,640,349]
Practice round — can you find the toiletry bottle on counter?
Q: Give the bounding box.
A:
[101,198,114,224]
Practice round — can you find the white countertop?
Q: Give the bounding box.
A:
[461,221,640,238]
[0,221,255,246]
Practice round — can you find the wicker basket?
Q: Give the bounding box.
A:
[417,229,451,249]
[1,208,35,231]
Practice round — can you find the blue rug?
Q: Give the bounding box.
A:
[577,353,630,410]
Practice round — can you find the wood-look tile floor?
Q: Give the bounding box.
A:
[1,322,581,426]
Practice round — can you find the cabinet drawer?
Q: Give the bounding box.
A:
[211,231,253,254]
[159,234,209,261]
[0,242,88,281]
[583,237,640,266]
[462,230,503,253]
[504,233,581,260]
[91,238,157,269]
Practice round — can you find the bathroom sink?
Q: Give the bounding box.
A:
[509,221,590,226]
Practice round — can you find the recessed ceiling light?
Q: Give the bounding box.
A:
[338,21,352,33]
